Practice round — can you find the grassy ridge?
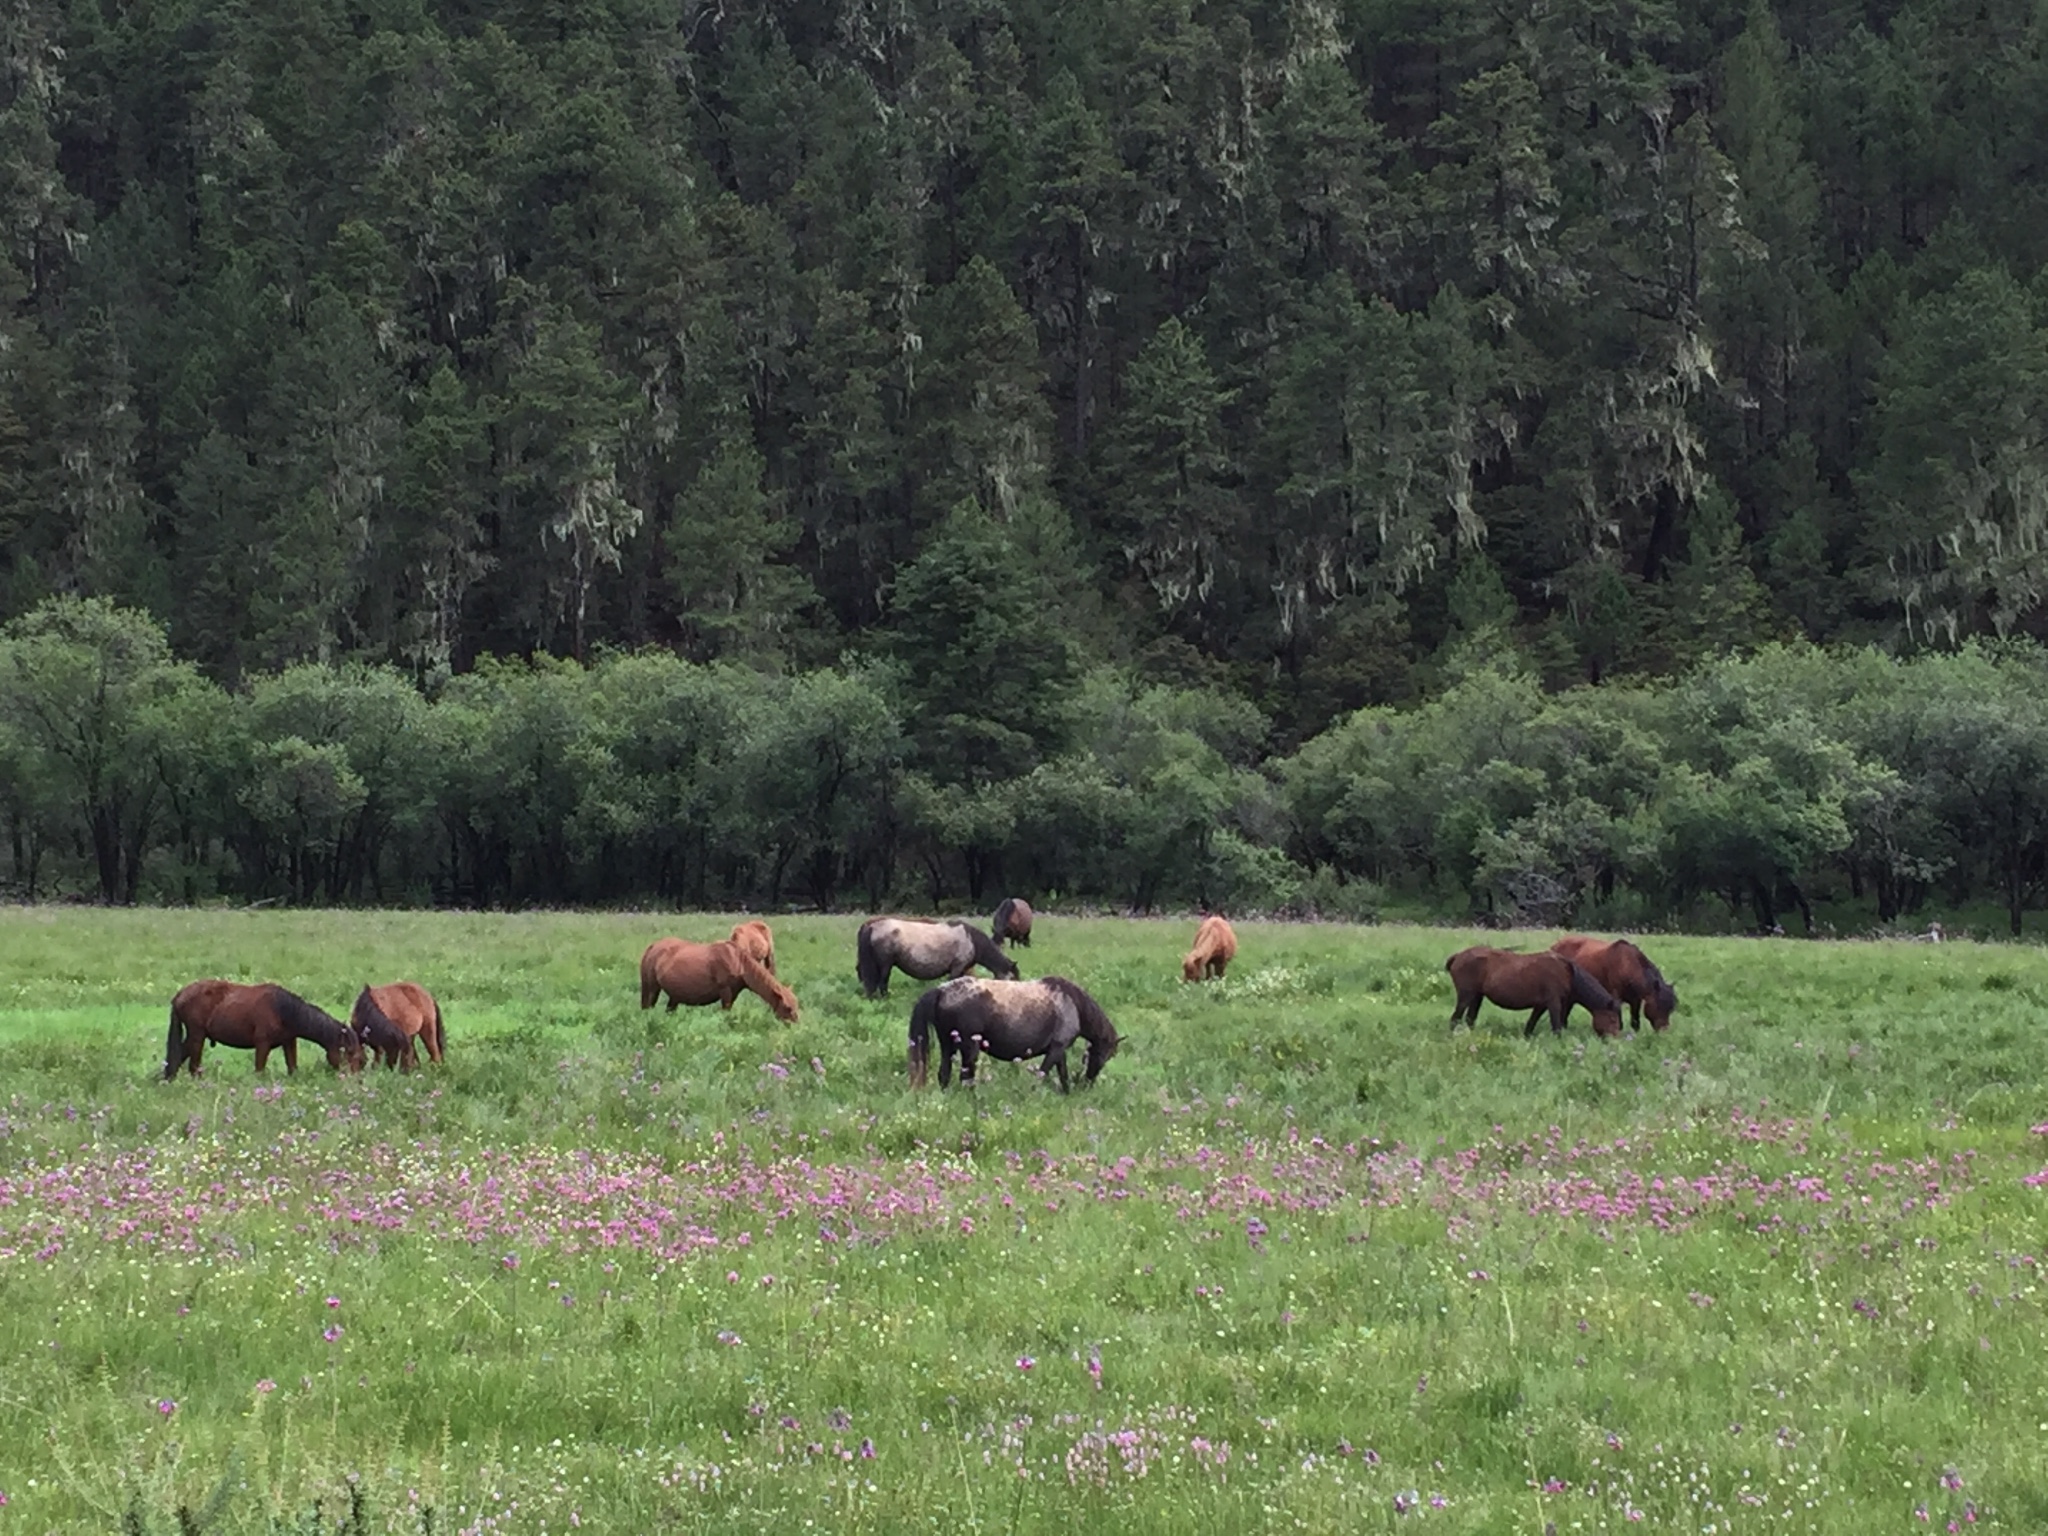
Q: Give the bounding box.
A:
[1,910,2044,1532]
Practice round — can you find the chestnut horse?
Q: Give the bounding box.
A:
[164,981,363,1080]
[992,897,1034,948]
[350,982,447,1070]
[1445,946,1623,1038]
[729,919,776,974]
[855,918,1017,999]
[1182,915,1237,981]
[640,938,799,1023]
[1550,936,1678,1032]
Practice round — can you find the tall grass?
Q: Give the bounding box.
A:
[1,909,2043,1531]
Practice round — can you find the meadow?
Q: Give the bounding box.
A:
[0,908,2044,1534]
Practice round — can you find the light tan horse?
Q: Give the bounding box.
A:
[729,919,777,974]
[1181,915,1238,981]
[349,982,447,1070]
[640,938,799,1023]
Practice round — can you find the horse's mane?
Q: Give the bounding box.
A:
[956,921,1014,973]
[1040,976,1119,1078]
[1563,962,1618,1013]
[352,986,401,1041]
[269,986,350,1047]
[1640,957,1678,1013]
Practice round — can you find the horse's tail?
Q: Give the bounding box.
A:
[164,1001,186,1081]
[856,921,886,997]
[430,994,448,1059]
[639,944,663,1009]
[907,986,940,1087]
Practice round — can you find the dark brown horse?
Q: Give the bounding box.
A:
[1182,914,1237,982]
[1550,937,1678,1032]
[729,919,777,973]
[1445,946,1623,1039]
[350,982,447,1070]
[855,917,1018,999]
[992,897,1034,949]
[907,976,1119,1092]
[164,981,363,1080]
[640,938,800,1022]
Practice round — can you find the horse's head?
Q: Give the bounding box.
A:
[1084,1025,1121,1083]
[769,982,801,1025]
[1647,978,1678,1030]
[1180,952,1202,983]
[331,1024,366,1073]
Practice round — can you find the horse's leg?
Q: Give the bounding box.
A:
[284,1038,300,1073]
[254,1044,270,1074]
[938,1038,956,1089]
[1047,1049,1070,1093]
[1524,1007,1543,1039]
[1551,1001,1568,1035]
[1628,999,1643,1032]
[960,1040,980,1086]
[188,1036,205,1078]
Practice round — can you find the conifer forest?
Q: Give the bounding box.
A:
[5,0,2048,928]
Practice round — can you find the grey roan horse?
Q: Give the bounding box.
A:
[907,976,1119,1091]
[856,917,1018,999]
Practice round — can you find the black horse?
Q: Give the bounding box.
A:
[991,897,1034,948]
[350,987,416,1070]
[856,917,1019,999]
[907,976,1119,1092]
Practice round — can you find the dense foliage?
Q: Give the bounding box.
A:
[8,0,2048,685]
[11,595,2048,933]
[5,0,2048,921]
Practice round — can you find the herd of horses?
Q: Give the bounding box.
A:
[156,904,1678,1094]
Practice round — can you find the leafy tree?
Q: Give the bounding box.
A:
[0,598,220,902]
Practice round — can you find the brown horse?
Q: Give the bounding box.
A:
[992,897,1034,949]
[1182,915,1237,981]
[164,981,363,1080]
[1550,936,1678,1032]
[1445,946,1624,1038]
[350,982,447,1070]
[729,919,776,974]
[640,938,800,1023]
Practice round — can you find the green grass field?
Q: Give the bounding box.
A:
[1,908,2044,1534]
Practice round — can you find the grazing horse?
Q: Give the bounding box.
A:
[640,938,800,1023]
[729,919,777,974]
[1445,946,1624,1039]
[907,976,1120,1092]
[1550,936,1678,1033]
[855,917,1018,999]
[164,981,363,1080]
[991,897,1034,948]
[1182,914,1237,982]
[350,982,446,1070]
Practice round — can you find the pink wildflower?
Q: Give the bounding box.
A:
[323,1325,343,1343]
[325,1296,341,1309]
[255,1379,276,1394]
[1016,1355,1036,1372]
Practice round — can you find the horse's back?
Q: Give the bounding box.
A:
[172,978,250,1024]
[368,980,437,1031]
[730,920,775,970]
[651,938,745,1004]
